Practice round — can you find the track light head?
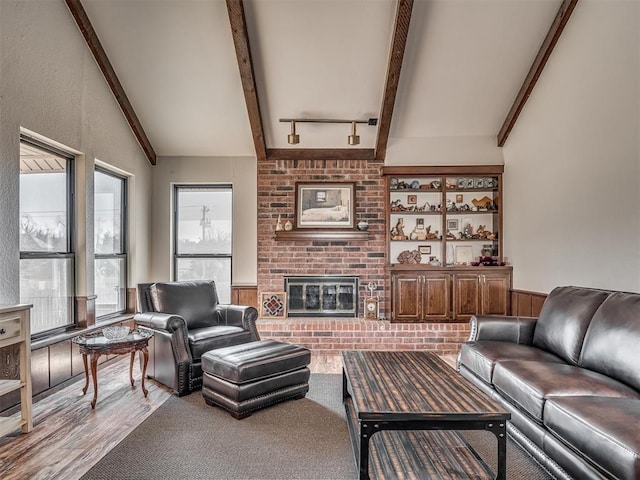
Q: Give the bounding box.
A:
[287,121,300,145]
[347,121,360,146]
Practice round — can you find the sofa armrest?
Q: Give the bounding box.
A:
[134,312,187,332]
[216,305,260,341]
[469,315,538,344]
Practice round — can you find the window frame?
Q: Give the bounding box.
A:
[94,167,128,320]
[172,184,233,295]
[19,135,76,338]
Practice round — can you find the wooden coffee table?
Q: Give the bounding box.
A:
[342,350,510,480]
[73,329,153,409]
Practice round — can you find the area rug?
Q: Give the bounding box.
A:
[82,374,553,480]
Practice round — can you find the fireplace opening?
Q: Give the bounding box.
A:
[285,276,359,318]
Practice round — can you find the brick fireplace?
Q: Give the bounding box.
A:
[255,156,469,356]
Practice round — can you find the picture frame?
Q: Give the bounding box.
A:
[446,218,459,231]
[418,245,431,255]
[260,292,287,318]
[295,182,355,229]
[455,245,473,265]
[407,194,417,205]
[455,194,463,203]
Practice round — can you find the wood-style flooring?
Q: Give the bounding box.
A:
[0,353,456,480]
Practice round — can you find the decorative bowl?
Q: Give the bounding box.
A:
[357,221,369,231]
[102,326,130,341]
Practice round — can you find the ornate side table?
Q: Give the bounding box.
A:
[73,329,153,409]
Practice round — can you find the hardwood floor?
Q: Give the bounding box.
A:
[0,352,454,480]
[0,352,343,480]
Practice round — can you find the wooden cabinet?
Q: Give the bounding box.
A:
[391,267,511,323]
[392,272,450,322]
[453,271,511,321]
[0,304,33,437]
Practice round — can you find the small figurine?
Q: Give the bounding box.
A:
[275,214,283,231]
[391,218,408,240]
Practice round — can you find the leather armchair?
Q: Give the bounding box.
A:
[134,280,259,396]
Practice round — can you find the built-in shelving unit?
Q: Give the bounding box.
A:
[0,304,33,437]
[383,166,511,322]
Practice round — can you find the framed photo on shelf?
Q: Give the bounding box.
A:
[446,218,459,231]
[407,194,417,205]
[295,182,355,229]
[418,245,431,255]
[260,292,287,319]
[455,245,473,265]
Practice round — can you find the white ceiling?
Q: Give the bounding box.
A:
[81,0,562,158]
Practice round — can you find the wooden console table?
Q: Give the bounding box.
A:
[0,304,33,437]
[342,350,510,479]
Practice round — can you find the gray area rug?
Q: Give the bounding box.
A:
[82,374,553,480]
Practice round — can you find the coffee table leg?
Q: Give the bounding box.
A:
[359,423,372,480]
[141,347,149,397]
[81,353,89,395]
[90,353,100,409]
[487,421,507,480]
[129,351,135,387]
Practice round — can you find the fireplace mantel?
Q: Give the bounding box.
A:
[274,229,370,241]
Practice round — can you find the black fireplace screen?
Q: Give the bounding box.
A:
[285,276,359,317]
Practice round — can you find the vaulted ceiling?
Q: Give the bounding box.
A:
[73,0,575,164]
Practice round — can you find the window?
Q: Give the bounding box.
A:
[174,185,232,303]
[19,137,75,335]
[95,169,127,318]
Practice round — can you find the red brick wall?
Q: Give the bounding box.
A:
[257,157,389,316]
[256,156,468,355]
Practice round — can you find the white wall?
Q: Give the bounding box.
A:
[0,0,153,304]
[150,156,257,285]
[503,0,640,294]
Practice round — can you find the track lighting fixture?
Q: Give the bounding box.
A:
[287,120,300,145]
[279,118,377,146]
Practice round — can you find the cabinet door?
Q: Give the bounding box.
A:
[481,273,511,316]
[453,274,481,321]
[392,273,422,322]
[422,273,450,320]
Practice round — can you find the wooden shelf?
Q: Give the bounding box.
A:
[275,229,370,241]
[0,380,22,397]
[0,417,27,438]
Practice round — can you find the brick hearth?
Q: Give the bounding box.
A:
[257,318,470,357]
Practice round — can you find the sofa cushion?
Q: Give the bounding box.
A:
[188,326,253,360]
[544,396,640,480]
[459,341,564,385]
[492,360,640,422]
[150,281,219,330]
[532,286,610,365]
[580,291,640,391]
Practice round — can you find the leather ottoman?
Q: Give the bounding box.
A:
[201,340,311,419]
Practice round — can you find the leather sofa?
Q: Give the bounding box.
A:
[134,281,259,396]
[457,286,640,480]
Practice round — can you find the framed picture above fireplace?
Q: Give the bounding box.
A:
[295,182,355,229]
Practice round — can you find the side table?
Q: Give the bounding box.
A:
[73,329,153,409]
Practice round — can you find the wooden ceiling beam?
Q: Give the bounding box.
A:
[226,0,267,162]
[65,0,157,165]
[267,149,375,161]
[497,0,579,147]
[375,0,414,162]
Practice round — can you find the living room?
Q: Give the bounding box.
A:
[0,0,638,479]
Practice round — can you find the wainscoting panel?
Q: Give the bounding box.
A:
[231,285,257,309]
[511,290,547,317]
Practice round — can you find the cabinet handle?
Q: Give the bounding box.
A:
[0,328,5,335]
